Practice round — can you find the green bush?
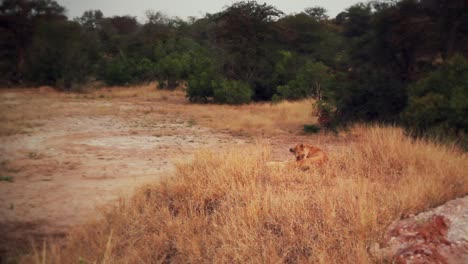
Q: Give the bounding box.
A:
[0,175,13,182]
[156,53,191,89]
[332,70,407,123]
[99,57,133,85]
[25,20,99,89]
[403,55,468,140]
[276,61,332,100]
[303,124,321,134]
[98,57,157,85]
[213,80,253,104]
[134,58,156,81]
[187,72,218,102]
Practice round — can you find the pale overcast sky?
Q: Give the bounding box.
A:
[57,0,363,22]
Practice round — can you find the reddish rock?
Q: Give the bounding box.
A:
[370,196,468,264]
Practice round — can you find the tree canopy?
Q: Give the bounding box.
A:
[1,0,467,145]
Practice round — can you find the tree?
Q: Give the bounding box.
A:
[304,6,329,22]
[338,3,373,38]
[276,61,333,100]
[403,55,468,138]
[211,1,283,100]
[156,53,190,89]
[371,0,437,81]
[276,13,344,67]
[75,10,104,31]
[276,13,325,55]
[421,0,468,59]
[186,54,218,102]
[331,69,407,123]
[187,71,217,103]
[213,79,253,104]
[25,20,99,89]
[0,0,66,83]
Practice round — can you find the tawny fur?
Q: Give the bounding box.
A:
[289,143,327,170]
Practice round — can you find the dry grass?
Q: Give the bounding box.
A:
[184,99,315,136]
[86,83,315,136]
[0,93,50,136]
[29,125,467,264]
[84,83,186,103]
[0,84,314,137]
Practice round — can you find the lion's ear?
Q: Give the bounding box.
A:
[300,143,304,148]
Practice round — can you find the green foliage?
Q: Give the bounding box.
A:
[99,57,132,85]
[276,61,332,100]
[212,1,283,100]
[0,0,66,83]
[276,13,344,66]
[332,70,407,123]
[213,80,253,105]
[304,6,329,22]
[403,55,468,138]
[153,37,207,89]
[303,124,321,134]
[1,0,468,150]
[24,20,99,89]
[98,57,157,85]
[271,51,300,87]
[187,72,217,102]
[339,3,373,38]
[185,46,220,101]
[0,175,13,182]
[134,58,156,81]
[156,52,190,89]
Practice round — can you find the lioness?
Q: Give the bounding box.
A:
[289,143,327,170]
[267,143,327,171]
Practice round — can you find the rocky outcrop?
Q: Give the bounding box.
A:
[370,196,468,263]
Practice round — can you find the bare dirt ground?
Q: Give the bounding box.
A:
[0,88,325,260]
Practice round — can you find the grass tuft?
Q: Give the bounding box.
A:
[0,175,13,182]
[303,124,321,134]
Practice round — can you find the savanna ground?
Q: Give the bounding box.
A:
[0,84,333,262]
[0,84,466,263]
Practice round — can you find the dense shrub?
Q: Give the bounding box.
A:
[332,70,407,123]
[133,58,156,81]
[213,79,253,104]
[303,124,321,133]
[276,61,332,100]
[98,57,157,86]
[99,57,133,85]
[403,55,468,141]
[24,20,99,89]
[156,52,191,89]
[187,72,217,102]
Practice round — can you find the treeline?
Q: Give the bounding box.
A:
[1,0,467,144]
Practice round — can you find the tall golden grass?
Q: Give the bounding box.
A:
[184,99,315,136]
[27,125,467,263]
[82,83,316,136]
[1,84,314,137]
